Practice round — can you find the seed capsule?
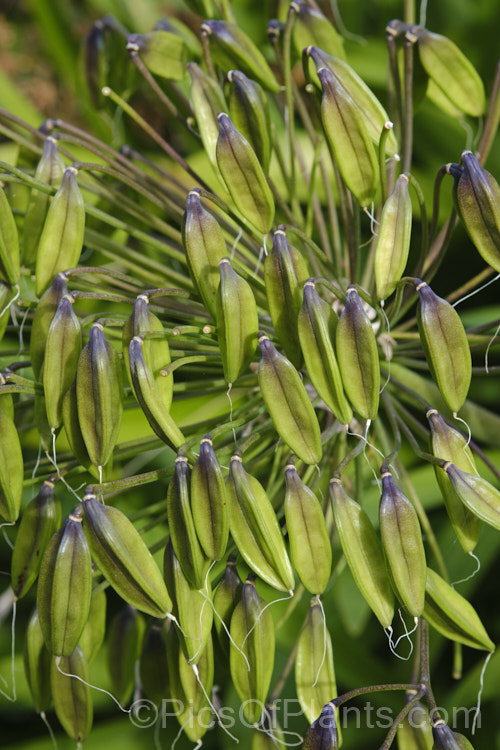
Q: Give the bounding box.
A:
[37,507,92,656]
[258,334,322,465]
[302,701,338,750]
[298,281,352,425]
[11,480,61,599]
[336,287,380,420]
[83,492,172,618]
[107,605,145,705]
[216,113,275,234]
[416,281,471,414]
[374,174,412,301]
[0,182,20,286]
[139,621,169,703]
[178,632,214,742]
[189,62,228,172]
[292,1,345,61]
[212,559,242,654]
[62,379,93,472]
[51,645,93,743]
[24,607,52,714]
[35,167,85,297]
[0,283,13,344]
[443,462,500,531]
[30,272,68,380]
[79,586,107,665]
[284,464,332,595]
[127,30,187,81]
[191,436,229,561]
[230,579,275,725]
[0,408,24,523]
[228,70,271,172]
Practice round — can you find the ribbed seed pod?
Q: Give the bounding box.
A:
[0,182,20,286]
[216,113,275,234]
[139,621,169,703]
[30,273,68,380]
[295,600,337,724]
[330,478,394,628]
[424,567,494,651]
[191,436,229,560]
[127,30,187,81]
[37,507,92,656]
[212,559,242,653]
[22,137,65,265]
[228,70,271,172]
[79,586,107,665]
[107,605,145,705]
[216,258,258,384]
[82,492,172,618]
[292,1,345,61]
[336,287,380,420]
[11,480,61,599]
[284,465,332,594]
[51,645,93,743]
[76,323,123,469]
[443,462,500,531]
[379,470,426,617]
[412,27,485,116]
[201,21,280,93]
[178,633,214,742]
[24,607,52,714]
[167,454,208,589]
[62,379,93,472]
[432,722,475,750]
[374,174,412,301]
[34,383,53,453]
[264,229,309,369]
[427,409,481,553]
[182,190,226,319]
[35,167,85,297]
[303,701,338,750]
[258,334,322,465]
[129,335,185,450]
[0,408,24,524]
[452,150,500,273]
[318,66,378,207]
[188,62,228,171]
[416,281,471,414]
[122,295,172,407]
[43,295,82,431]
[230,579,275,724]
[227,455,295,592]
[298,281,352,424]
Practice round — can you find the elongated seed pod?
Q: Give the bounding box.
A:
[424,567,494,651]
[30,272,68,380]
[129,335,185,450]
[167,454,208,589]
[182,190,227,319]
[230,579,275,724]
[330,478,394,628]
[62,379,93,472]
[107,605,145,705]
[264,229,309,369]
[24,607,52,714]
[374,174,412,301]
[216,258,258,384]
[443,462,500,531]
[298,281,352,424]
[258,334,322,465]
[11,480,61,599]
[228,70,271,172]
[127,30,187,81]
[35,167,85,297]
[227,455,295,592]
[79,586,107,665]
[303,701,338,750]
[336,287,380,420]
[318,66,378,207]
[43,295,82,431]
[295,600,337,724]
[216,113,275,234]
[416,281,471,414]
[191,436,229,560]
[284,464,332,594]
[427,409,481,553]
[0,283,14,344]
[379,470,426,617]
[82,492,172,618]
[292,1,345,61]
[51,645,93,742]
[77,323,123,468]
[37,508,92,656]
[22,137,65,265]
[212,559,242,653]
[189,62,228,171]
[139,621,169,703]
[0,408,24,524]
[0,182,20,286]
[178,633,214,742]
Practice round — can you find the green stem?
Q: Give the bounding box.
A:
[379,687,426,750]
[401,30,415,174]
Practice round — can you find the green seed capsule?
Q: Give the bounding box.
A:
[30,273,68,380]
[35,167,85,297]
[139,621,169,703]
[303,701,338,750]
[379,471,427,617]
[127,30,187,81]
[227,455,295,593]
[374,174,412,301]
[292,1,345,61]
[230,579,275,725]
[216,258,258,384]
[258,334,322,465]
[432,722,475,750]
[228,70,271,172]
[212,559,242,654]
[24,607,52,714]
[416,281,471,414]
[443,462,500,531]
[62,379,93,473]
[178,633,214,742]
[107,605,145,705]
[11,480,61,599]
[216,113,275,234]
[76,323,123,469]
[37,508,93,656]
[51,645,93,743]
[188,62,228,172]
[191,436,229,561]
[264,229,310,369]
[34,382,53,453]
[336,287,380,420]
[43,294,82,431]
[83,492,172,618]
[284,464,332,595]
[424,567,494,651]
[0,181,20,286]
[0,283,14,344]
[298,281,352,425]
[0,408,24,523]
[182,190,227,319]
[79,586,107,665]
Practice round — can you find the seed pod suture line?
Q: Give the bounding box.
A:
[374,174,412,301]
[227,70,271,172]
[51,645,93,743]
[191,436,229,561]
[24,607,52,714]
[188,62,228,173]
[0,408,24,524]
[443,462,500,532]
[0,182,20,286]
[213,559,243,655]
[30,273,68,381]
[79,586,107,665]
